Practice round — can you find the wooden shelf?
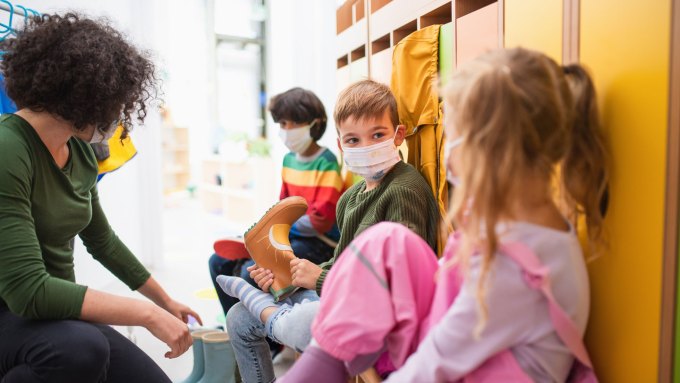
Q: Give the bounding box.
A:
[337,0,356,34]
[198,156,277,224]
[371,33,391,54]
[455,0,496,18]
[351,44,367,61]
[338,54,349,68]
[354,0,366,22]
[370,0,392,13]
[367,0,451,42]
[393,19,418,45]
[337,17,368,58]
[420,1,452,28]
[161,121,190,194]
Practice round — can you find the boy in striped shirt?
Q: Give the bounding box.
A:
[209,87,342,320]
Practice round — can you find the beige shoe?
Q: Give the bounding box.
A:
[243,196,308,301]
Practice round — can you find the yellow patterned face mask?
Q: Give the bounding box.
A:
[96,125,137,180]
[341,130,401,181]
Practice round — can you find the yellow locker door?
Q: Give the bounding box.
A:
[581,1,672,382]
[504,0,562,63]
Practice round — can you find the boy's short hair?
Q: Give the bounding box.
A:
[334,80,399,129]
[268,88,327,140]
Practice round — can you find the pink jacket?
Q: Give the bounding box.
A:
[312,222,597,382]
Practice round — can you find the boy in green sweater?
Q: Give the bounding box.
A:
[217,80,439,383]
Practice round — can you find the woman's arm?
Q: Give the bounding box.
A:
[137,276,203,325]
[80,287,192,358]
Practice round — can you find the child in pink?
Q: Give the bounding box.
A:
[280,48,607,382]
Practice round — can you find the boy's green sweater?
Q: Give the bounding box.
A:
[315,161,439,294]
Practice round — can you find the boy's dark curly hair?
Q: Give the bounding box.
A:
[0,13,157,138]
[268,87,327,141]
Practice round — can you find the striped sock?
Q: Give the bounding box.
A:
[216,275,277,320]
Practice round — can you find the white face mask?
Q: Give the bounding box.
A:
[279,122,314,154]
[342,130,401,181]
[443,136,463,186]
[89,124,118,144]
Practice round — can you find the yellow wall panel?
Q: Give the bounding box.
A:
[580,1,671,381]
[504,0,562,63]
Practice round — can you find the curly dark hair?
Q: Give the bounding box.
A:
[268,87,327,141]
[0,13,157,138]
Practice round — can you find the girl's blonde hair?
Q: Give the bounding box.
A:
[443,48,608,334]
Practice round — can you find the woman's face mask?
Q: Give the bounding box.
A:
[89,123,118,143]
[279,121,315,154]
[341,128,401,181]
[443,136,463,185]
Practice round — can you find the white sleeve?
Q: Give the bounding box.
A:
[385,255,546,383]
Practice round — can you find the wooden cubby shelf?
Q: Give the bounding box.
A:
[338,55,349,69]
[455,0,496,18]
[371,33,391,54]
[393,19,418,46]
[351,45,367,61]
[420,2,452,28]
[370,0,392,13]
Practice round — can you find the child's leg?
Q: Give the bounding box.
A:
[313,222,438,365]
[226,303,276,383]
[226,289,317,383]
[266,295,319,352]
[216,275,278,322]
[277,343,348,383]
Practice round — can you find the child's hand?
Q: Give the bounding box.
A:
[249,264,274,292]
[290,259,323,290]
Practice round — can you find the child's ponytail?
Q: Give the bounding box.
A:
[561,64,609,247]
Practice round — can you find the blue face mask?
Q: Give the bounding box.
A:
[443,136,463,185]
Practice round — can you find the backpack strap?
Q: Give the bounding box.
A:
[499,242,593,369]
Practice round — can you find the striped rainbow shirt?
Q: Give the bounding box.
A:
[280,147,343,238]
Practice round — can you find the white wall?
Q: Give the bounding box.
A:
[266,0,339,193]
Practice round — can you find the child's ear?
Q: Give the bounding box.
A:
[394,124,406,146]
[336,137,343,153]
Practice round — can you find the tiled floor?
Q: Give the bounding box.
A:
[105,194,294,381]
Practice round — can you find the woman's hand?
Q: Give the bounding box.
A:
[135,276,203,357]
[80,288,193,359]
[144,304,193,359]
[248,264,274,292]
[160,299,203,326]
[290,259,322,290]
[137,276,203,325]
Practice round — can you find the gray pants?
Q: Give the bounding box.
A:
[226,289,320,383]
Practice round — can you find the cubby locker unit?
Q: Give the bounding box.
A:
[161,125,190,194]
[198,156,276,226]
[336,0,505,89]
